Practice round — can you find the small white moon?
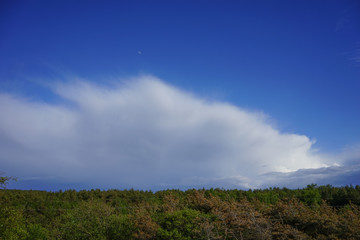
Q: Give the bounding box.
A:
[138,51,142,55]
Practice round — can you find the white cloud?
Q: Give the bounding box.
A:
[0,76,342,189]
[260,164,360,189]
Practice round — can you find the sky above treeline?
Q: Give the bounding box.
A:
[0,0,359,190]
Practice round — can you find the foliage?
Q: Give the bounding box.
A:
[0,175,16,189]
[157,209,205,240]
[27,224,49,240]
[58,200,115,240]
[0,185,360,239]
[0,206,28,240]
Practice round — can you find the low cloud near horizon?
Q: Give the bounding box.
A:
[0,76,358,190]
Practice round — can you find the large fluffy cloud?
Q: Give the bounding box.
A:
[0,76,355,189]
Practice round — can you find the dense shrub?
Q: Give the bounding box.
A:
[1,185,360,239]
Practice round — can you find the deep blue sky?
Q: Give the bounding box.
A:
[1,0,360,190]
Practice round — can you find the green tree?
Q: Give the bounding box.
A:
[157,209,205,240]
[59,200,115,240]
[106,214,134,240]
[0,175,16,189]
[26,224,49,240]
[301,184,321,207]
[0,206,28,240]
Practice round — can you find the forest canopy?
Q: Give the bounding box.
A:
[1,185,360,239]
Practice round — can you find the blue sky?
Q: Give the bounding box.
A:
[1,0,360,190]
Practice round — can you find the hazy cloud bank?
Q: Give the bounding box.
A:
[0,76,357,189]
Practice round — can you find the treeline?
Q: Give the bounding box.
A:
[1,185,360,239]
